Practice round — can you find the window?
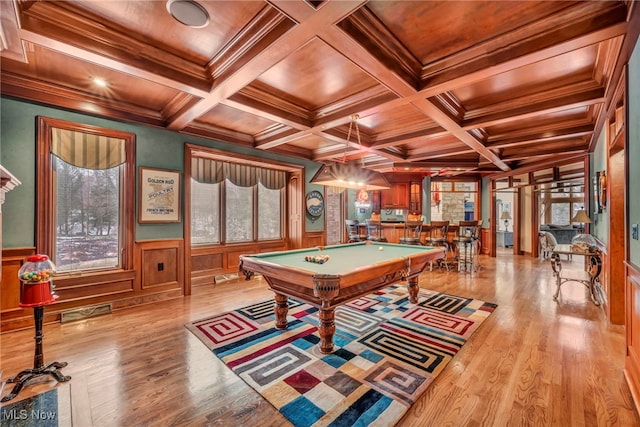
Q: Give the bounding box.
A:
[37,117,135,274]
[258,183,282,240]
[190,156,286,245]
[191,179,220,244]
[539,183,584,225]
[430,180,479,223]
[226,180,254,242]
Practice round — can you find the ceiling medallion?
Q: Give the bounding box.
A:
[166,0,210,28]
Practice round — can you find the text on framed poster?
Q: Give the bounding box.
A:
[138,167,181,223]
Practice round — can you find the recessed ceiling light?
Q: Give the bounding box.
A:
[166,0,210,28]
[92,77,108,87]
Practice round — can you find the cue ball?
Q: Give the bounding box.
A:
[378,246,384,251]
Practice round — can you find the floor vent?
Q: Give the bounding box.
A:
[214,273,239,284]
[61,303,112,323]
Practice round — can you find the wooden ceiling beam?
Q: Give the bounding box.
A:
[462,88,605,129]
[501,147,587,162]
[166,1,368,129]
[486,125,594,149]
[254,6,626,168]
[18,29,211,98]
[394,160,478,169]
[411,98,510,171]
[407,148,477,162]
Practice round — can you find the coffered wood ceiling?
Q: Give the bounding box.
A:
[1,0,639,179]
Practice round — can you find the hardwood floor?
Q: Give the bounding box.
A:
[1,252,638,426]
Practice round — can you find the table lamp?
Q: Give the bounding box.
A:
[571,209,591,234]
[500,211,512,231]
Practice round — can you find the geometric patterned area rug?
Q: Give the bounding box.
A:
[0,387,70,427]
[186,285,497,427]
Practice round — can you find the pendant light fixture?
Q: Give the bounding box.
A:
[310,115,391,191]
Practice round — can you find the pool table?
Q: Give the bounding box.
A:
[239,242,445,353]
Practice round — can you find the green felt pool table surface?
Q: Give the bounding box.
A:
[244,242,441,274]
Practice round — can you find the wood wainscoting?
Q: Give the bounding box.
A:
[189,231,328,290]
[1,239,184,332]
[625,262,640,415]
[190,240,288,289]
[481,228,490,255]
[303,231,325,248]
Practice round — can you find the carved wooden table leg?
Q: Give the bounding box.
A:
[318,303,336,354]
[273,293,289,330]
[313,275,340,354]
[407,276,419,304]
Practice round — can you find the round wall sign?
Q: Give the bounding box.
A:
[306,190,325,217]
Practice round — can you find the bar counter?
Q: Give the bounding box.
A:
[358,221,460,244]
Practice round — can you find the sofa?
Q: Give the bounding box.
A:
[539,224,579,244]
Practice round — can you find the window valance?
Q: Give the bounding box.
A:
[192,158,286,189]
[51,128,126,169]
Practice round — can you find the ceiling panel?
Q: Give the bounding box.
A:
[1,0,637,179]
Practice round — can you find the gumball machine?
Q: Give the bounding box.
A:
[18,254,59,307]
[1,254,71,402]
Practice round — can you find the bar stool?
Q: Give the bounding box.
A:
[399,220,423,245]
[365,219,388,242]
[345,219,367,242]
[425,220,451,270]
[455,220,482,272]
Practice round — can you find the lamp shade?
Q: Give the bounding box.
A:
[310,163,391,191]
[500,211,512,220]
[571,209,591,223]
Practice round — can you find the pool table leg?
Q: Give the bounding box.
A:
[318,304,336,354]
[273,293,289,330]
[407,276,419,304]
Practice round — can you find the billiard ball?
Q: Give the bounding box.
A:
[378,246,384,251]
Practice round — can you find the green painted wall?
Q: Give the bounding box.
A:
[591,128,608,244]
[630,41,640,266]
[481,177,490,228]
[1,97,321,248]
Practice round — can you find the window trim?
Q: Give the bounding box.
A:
[36,116,136,273]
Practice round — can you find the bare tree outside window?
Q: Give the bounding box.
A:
[37,116,135,280]
[191,179,220,244]
[190,161,284,244]
[225,180,254,242]
[258,183,281,240]
[54,158,121,272]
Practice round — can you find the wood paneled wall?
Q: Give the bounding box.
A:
[190,240,288,288]
[1,239,184,332]
[303,231,325,248]
[481,228,490,255]
[625,263,640,414]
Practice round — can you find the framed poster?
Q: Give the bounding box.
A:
[138,167,181,223]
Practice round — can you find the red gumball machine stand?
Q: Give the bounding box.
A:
[1,255,71,402]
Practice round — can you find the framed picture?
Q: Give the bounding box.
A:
[138,167,181,223]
